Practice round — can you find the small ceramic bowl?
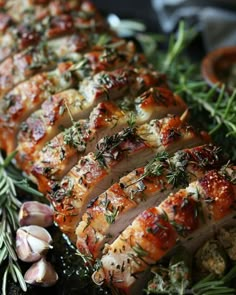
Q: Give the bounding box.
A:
[201,46,236,92]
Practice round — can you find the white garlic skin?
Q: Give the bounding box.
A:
[24,258,58,287]
[19,201,54,227]
[16,225,53,262]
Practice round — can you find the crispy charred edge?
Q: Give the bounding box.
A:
[92,168,236,291]
[30,83,172,190]
[15,66,166,172]
[47,114,206,240]
[75,144,224,260]
[41,1,107,39]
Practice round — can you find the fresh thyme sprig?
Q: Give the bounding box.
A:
[0,151,43,295]
[95,127,136,167]
[125,150,192,189]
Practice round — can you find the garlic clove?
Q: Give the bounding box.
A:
[19,201,54,227]
[27,234,51,254]
[24,258,58,287]
[16,225,53,262]
[24,225,53,244]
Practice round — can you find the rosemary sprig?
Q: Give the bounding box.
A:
[192,264,236,295]
[162,21,197,71]
[0,152,26,295]
[0,151,43,294]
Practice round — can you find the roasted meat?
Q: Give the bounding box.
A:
[0,1,108,99]
[31,87,186,190]
[76,145,223,260]
[0,2,234,295]
[93,168,236,294]
[0,45,142,154]
[15,65,164,170]
[48,115,208,240]
[0,1,105,62]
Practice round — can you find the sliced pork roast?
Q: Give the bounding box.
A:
[0,61,76,152]
[15,67,166,172]
[31,87,186,190]
[76,145,223,260]
[0,44,141,154]
[0,1,103,62]
[0,1,109,99]
[0,2,234,295]
[3,0,84,24]
[93,167,236,294]
[49,115,208,240]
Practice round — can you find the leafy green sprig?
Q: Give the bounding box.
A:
[0,151,43,295]
[192,265,236,295]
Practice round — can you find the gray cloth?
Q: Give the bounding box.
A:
[151,0,236,51]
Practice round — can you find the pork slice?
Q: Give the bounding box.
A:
[31,102,128,190]
[49,115,208,241]
[93,168,236,295]
[31,87,185,191]
[76,145,223,260]
[0,61,76,153]
[0,41,137,154]
[0,44,58,99]
[0,14,124,101]
[0,10,101,62]
[15,67,166,173]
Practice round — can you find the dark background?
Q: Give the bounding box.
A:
[93,0,161,32]
[93,0,206,60]
[93,0,236,58]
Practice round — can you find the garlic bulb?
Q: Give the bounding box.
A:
[16,225,52,262]
[19,201,54,227]
[24,258,58,287]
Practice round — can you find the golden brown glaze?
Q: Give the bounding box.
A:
[15,67,166,172]
[49,116,207,241]
[93,168,236,293]
[76,145,223,260]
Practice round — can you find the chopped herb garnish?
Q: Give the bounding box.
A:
[132,243,148,258]
[104,206,119,224]
[63,122,86,151]
[95,127,136,167]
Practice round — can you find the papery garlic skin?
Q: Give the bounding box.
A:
[24,258,58,287]
[19,201,54,227]
[16,225,53,262]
